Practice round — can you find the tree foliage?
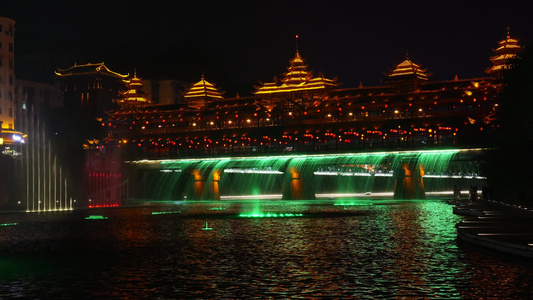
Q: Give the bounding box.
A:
[484,44,533,205]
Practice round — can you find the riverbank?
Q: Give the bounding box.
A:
[453,200,533,258]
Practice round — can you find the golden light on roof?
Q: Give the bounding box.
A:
[55,62,129,78]
[387,55,430,81]
[486,27,523,75]
[255,39,339,95]
[184,75,224,99]
[117,71,151,106]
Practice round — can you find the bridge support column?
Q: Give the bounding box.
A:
[205,170,221,200]
[186,169,221,200]
[282,167,316,200]
[187,169,205,200]
[394,162,425,199]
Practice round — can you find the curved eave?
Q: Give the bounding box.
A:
[255,84,336,95]
[184,94,224,99]
[119,98,150,104]
[495,45,522,53]
[55,63,129,79]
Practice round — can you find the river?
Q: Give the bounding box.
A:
[1,200,532,299]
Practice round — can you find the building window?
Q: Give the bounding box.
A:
[0,41,2,49]
[9,59,13,69]
[9,75,13,85]
[0,57,2,66]
[0,91,2,98]
[9,43,13,52]
[8,92,12,100]
[0,108,2,114]
[9,108,12,117]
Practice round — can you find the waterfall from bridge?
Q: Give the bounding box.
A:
[130,149,486,201]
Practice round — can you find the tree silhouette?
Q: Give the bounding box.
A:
[484,44,533,206]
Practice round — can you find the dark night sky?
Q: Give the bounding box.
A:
[4,0,533,96]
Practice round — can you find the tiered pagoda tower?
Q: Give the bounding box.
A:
[486,28,523,77]
[117,71,151,108]
[254,39,339,112]
[384,53,431,90]
[184,75,224,109]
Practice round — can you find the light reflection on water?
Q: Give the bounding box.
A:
[1,200,532,299]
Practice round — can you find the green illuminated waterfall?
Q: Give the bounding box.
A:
[130,149,485,201]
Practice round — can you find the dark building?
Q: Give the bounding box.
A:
[55,62,128,118]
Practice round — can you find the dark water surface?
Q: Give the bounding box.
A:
[1,200,532,299]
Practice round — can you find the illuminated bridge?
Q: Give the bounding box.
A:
[123,148,487,202]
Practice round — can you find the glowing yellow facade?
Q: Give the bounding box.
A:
[117,71,151,107]
[255,50,338,95]
[384,54,431,89]
[486,28,523,76]
[184,75,224,109]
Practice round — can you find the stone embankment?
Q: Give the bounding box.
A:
[453,200,533,258]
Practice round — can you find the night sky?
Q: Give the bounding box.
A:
[5,0,533,96]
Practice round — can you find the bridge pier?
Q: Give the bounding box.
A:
[393,161,425,199]
[282,166,316,200]
[186,169,220,200]
[206,170,221,200]
[187,169,205,200]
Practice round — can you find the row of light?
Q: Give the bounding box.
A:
[224,168,284,175]
[158,169,484,179]
[126,127,461,147]
[115,95,489,127]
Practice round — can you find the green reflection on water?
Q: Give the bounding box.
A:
[151,210,181,215]
[85,215,108,220]
[334,201,374,206]
[239,212,304,218]
[0,222,18,226]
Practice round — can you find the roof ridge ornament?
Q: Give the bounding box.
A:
[295,34,299,55]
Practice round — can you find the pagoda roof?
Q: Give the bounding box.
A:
[55,62,128,79]
[494,29,522,53]
[184,75,224,99]
[255,51,339,95]
[386,56,430,81]
[486,28,523,75]
[117,72,151,106]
